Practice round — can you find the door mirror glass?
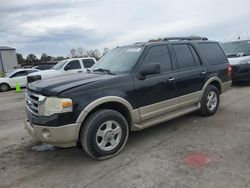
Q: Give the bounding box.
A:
[139,63,160,77]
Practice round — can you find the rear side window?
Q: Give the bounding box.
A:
[198,43,228,65]
[26,70,38,74]
[82,59,95,68]
[172,44,197,69]
[10,71,28,77]
[64,60,81,70]
[143,45,172,72]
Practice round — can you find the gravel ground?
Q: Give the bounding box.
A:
[0,86,250,188]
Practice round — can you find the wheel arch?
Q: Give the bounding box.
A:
[202,77,222,94]
[76,96,134,141]
[0,82,11,90]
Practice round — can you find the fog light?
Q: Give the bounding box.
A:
[42,128,51,139]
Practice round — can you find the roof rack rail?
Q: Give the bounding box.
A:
[163,37,208,41]
[134,42,145,45]
[148,38,163,42]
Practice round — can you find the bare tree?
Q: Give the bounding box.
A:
[87,50,94,57]
[93,49,102,60]
[103,47,110,56]
[77,47,83,57]
[70,48,77,58]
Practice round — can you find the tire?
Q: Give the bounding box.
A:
[80,109,129,160]
[199,85,220,116]
[0,83,10,92]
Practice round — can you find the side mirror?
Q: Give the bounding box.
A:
[139,63,160,79]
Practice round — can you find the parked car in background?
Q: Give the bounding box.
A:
[27,57,97,83]
[221,40,250,83]
[0,69,39,92]
[33,63,57,70]
[25,37,231,160]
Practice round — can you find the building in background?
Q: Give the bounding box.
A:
[0,46,18,73]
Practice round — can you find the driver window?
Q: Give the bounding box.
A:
[143,45,172,72]
[64,60,81,70]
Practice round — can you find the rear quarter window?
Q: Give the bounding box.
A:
[197,43,228,65]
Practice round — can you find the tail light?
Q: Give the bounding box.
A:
[227,64,232,77]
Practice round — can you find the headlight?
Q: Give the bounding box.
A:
[239,59,250,65]
[38,97,73,116]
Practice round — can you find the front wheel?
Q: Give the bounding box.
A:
[80,109,129,160]
[199,85,220,116]
[0,83,10,92]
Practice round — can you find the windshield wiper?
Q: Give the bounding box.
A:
[93,68,115,75]
[226,53,243,58]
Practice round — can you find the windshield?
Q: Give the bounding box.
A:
[221,40,250,57]
[91,46,144,74]
[51,60,68,70]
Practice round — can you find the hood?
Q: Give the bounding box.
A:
[27,73,113,96]
[228,56,250,65]
[0,77,8,82]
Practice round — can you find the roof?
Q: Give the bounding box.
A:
[0,46,16,50]
[125,36,214,48]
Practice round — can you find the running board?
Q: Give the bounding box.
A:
[131,103,200,131]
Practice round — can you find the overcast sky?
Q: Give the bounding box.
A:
[0,0,250,57]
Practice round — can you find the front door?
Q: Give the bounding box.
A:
[64,60,83,74]
[134,45,178,121]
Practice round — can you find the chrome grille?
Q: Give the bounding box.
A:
[25,90,44,116]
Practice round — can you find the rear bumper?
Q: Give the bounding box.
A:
[24,120,81,147]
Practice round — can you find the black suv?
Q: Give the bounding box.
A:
[25,37,231,160]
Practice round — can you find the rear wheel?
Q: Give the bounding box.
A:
[0,83,10,92]
[80,109,129,160]
[199,85,220,116]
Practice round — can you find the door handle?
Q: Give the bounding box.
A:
[78,71,83,73]
[168,77,175,83]
[200,71,206,75]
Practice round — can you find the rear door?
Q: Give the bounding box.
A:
[171,43,207,105]
[134,45,178,121]
[82,59,95,71]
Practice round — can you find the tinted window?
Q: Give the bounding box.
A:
[26,70,38,74]
[221,40,250,56]
[198,43,228,65]
[11,71,28,78]
[173,44,196,69]
[82,59,95,68]
[143,45,172,72]
[64,60,81,70]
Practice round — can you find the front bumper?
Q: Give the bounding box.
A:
[24,120,81,148]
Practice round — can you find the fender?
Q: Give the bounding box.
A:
[76,96,134,124]
[202,77,223,92]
